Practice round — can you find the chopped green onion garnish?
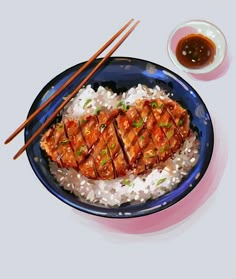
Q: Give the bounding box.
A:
[116,101,123,108]
[160,145,170,153]
[101,149,108,156]
[100,158,109,166]
[132,119,143,128]
[110,143,116,150]
[116,101,129,111]
[121,179,131,186]
[95,106,102,115]
[60,139,70,145]
[76,145,86,156]
[122,103,129,111]
[83,98,92,109]
[167,130,174,139]
[156,178,167,186]
[140,135,145,141]
[81,119,87,124]
[178,119,184,126]
[144,153,156,158]
[158,122,172,128]
[151,101,158,108]
[151,102,164,109]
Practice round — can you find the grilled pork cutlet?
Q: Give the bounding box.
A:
[41,97,191,180]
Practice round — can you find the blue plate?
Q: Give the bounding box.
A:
[25,57,214,218]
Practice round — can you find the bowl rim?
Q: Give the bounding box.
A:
[167,19,228,74]
[25,56,214,218]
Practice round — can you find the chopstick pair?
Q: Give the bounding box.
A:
[5,18,140,160]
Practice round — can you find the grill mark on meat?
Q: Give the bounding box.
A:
[80,114,114,179]
[148,101,173,159]
[80,115,100,149]
[53,123,77,168]
[113,118,131,172]
[91,136,115,180]
[126,107,157,174]
[125,107,145,174]
[64,119,87,166]
[115,110,142,167]
[96,112,117,178]
[163,98,190,140]
[150,99,183,153]
[78,117,98,179]
[135,108,159,170]
[135,100,170,162]
[135,105,160,163]
[96,109,128,177]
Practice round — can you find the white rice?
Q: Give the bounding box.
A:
[49,84,200,207]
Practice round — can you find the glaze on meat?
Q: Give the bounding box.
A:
[40,98,190,180]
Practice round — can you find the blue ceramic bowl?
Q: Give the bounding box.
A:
[25,57,214,218]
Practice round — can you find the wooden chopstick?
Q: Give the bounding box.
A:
[5,19,135,145]
[13,20,140,160]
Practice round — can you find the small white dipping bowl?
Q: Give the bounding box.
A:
[167,20,227,74]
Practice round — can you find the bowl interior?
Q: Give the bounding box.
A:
[168,20,227,74]
[25,57,214,218]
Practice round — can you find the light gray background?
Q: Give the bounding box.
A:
[1,0,235,278]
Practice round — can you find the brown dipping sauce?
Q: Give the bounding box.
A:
[176,34,216,69]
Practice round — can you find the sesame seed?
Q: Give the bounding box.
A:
[34,157,39,162]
